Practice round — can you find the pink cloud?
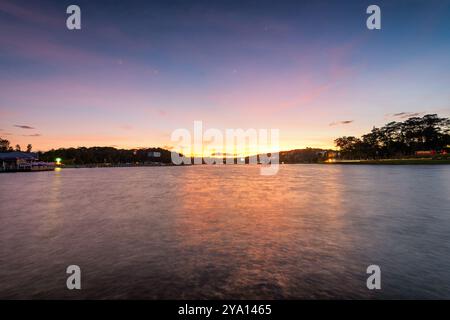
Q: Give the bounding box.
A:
[0,26,111,66]
[0,0,61,27]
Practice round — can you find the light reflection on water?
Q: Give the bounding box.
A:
[1,165,450,299]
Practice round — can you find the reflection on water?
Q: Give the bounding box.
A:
[1,165,450,299]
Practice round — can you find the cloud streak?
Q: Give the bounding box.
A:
[14,125,35,129]
[22,133,41,137]
[329,120,354,126]
[388,112,423,119]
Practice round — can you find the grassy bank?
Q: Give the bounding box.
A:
[325,159,450,165]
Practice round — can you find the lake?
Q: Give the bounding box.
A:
[1,165,450,299]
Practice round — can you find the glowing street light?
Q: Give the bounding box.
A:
[55,158,62,165]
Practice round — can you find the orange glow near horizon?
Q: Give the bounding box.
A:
[3,129,338,153]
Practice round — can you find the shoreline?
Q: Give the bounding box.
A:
[4,159,449,172]
[324,159,450,165]
[61,159,450,168]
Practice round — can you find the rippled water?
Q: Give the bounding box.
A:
[1,165,450,299]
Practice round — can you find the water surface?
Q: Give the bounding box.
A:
[1,165,450,299]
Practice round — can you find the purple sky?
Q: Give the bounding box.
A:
[0,0,449,151]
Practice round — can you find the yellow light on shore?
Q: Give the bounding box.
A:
[55,158,62,165]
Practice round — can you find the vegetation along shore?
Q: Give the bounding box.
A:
[1,114,449,168]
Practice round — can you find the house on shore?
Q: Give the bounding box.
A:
[0,152,55,172]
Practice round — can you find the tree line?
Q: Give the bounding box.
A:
[39,147,174,165]
[334,114,450,159]
[0,139,174,164]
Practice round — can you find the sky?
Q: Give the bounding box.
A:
[0,0,449,152]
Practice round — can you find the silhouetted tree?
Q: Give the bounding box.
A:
[0,138,11,152]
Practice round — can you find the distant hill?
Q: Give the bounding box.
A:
[280,148,331,163]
